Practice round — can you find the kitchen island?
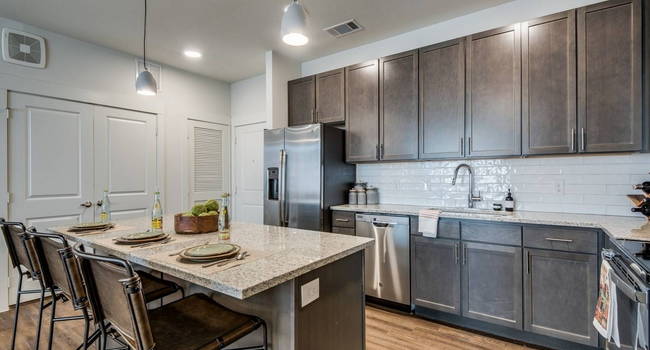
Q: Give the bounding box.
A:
[50,217,373,350]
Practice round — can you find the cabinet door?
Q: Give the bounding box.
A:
[462,242,523,329]
[379,51,419,160]
[466,25,522,157]
[316,69,345,124]
[288,76,315,126]
[412,236,461,315]
[346,60,380,162]
[577,0,642,152]
[419,39,466,159]
[522,11,577,155]
[524,249,598,346]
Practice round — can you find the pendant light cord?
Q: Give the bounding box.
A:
[143,0,148,71]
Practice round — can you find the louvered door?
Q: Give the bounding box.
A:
[188,120,230,205]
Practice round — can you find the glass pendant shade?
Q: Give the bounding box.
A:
[281,1,309,46]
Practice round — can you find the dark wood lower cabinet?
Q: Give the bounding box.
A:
[412,236,461,314]
[462,242,523,329]
[524,249,598,346]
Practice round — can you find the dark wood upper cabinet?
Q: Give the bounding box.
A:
[578,0,642,152]
[346,60,380,162]
[522,11,577,155]
[419,39,466,159]
[379,51,419,161]
[466,24,522,157]
[288,76,315,126]
[316,69,345,124]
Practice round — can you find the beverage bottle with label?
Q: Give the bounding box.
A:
[99,189,111,223]
[151,191,163,232]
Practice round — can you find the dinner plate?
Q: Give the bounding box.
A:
[68,222,113,232]
[184,243,236,257]
[122,231,165,241]
[114,233,169,245]
[179,244,240,262]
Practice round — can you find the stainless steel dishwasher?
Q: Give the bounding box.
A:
[356,214,410,305]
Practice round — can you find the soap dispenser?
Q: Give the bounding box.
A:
[504,189,515,212]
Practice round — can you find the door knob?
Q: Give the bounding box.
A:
[80,201,93,208]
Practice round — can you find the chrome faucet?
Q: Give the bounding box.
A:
[451,163,482,208]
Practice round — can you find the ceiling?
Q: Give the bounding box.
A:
[0,0,511,82]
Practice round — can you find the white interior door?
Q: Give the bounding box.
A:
[233,123,265,223]
[188,120,230,206]
[7,92,95,302]
[94,106,157,221]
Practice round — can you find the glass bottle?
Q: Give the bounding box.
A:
[151,191,163,232]
[99,189,111,223]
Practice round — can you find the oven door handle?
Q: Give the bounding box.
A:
[609,269,648,304]
[605,252,649,304]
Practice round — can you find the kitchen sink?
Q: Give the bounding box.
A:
[435,207,513,216]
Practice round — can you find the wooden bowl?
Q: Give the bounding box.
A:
[174,213,218,234]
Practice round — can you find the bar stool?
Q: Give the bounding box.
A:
[72,242,268,350]
[0,219,53,350]
[27,230,186,350]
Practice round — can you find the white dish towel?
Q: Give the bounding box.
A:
[418,209,441,238]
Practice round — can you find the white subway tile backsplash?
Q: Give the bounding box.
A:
[357,153,650,217]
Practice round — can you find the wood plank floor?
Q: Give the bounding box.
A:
[0,300,530,349]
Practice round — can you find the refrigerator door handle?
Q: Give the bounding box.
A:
[281,150,288,226]
[279,149,287,226]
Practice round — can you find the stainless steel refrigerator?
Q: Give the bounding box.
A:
[264,123,355,232]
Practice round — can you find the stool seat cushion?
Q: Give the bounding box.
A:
[148,294,262,350]
[138,271,181,303]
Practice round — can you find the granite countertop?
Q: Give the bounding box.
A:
[50,216,373,300]
[331,204,650,242]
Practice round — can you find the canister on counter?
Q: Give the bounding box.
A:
[366,186,379,205]
[357,189,367,205]
[348,189,358,205]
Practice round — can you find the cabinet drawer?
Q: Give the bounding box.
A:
[523,226,598,254]
[332,211,355,228]
[461,221,522,245]
[438,219,460,240]
[332,227,355,236]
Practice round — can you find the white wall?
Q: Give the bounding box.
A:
[0,16,230,311]
[266,51,300,129]
[0,16,230,215]
[301,0,604,75]
[231,74,266,126]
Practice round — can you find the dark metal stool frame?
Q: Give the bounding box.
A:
[27,230,95,350]
[0,219,59,350]
[72,242,268,350]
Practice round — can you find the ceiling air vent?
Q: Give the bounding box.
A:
[324,19,363,38]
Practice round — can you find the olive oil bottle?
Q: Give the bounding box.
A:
[151,191,163,232]
[99,189,111,223]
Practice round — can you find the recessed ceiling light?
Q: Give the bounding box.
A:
[184,50,202,58]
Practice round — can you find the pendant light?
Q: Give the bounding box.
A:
[136,0,157,96]
[281,0,309,46]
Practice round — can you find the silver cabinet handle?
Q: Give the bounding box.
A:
[545,237,574,243]
[571,128,576,152]
[455,243,460,265]
[580,128,585,151]
[463,244,467,265]
[460,138,464,157]
[80,201,93,208]
[335,218,350,222]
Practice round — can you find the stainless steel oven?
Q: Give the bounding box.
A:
[602,243,650,350]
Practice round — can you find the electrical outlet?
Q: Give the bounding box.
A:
[553,180,564,194]
[300,278,319,308]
